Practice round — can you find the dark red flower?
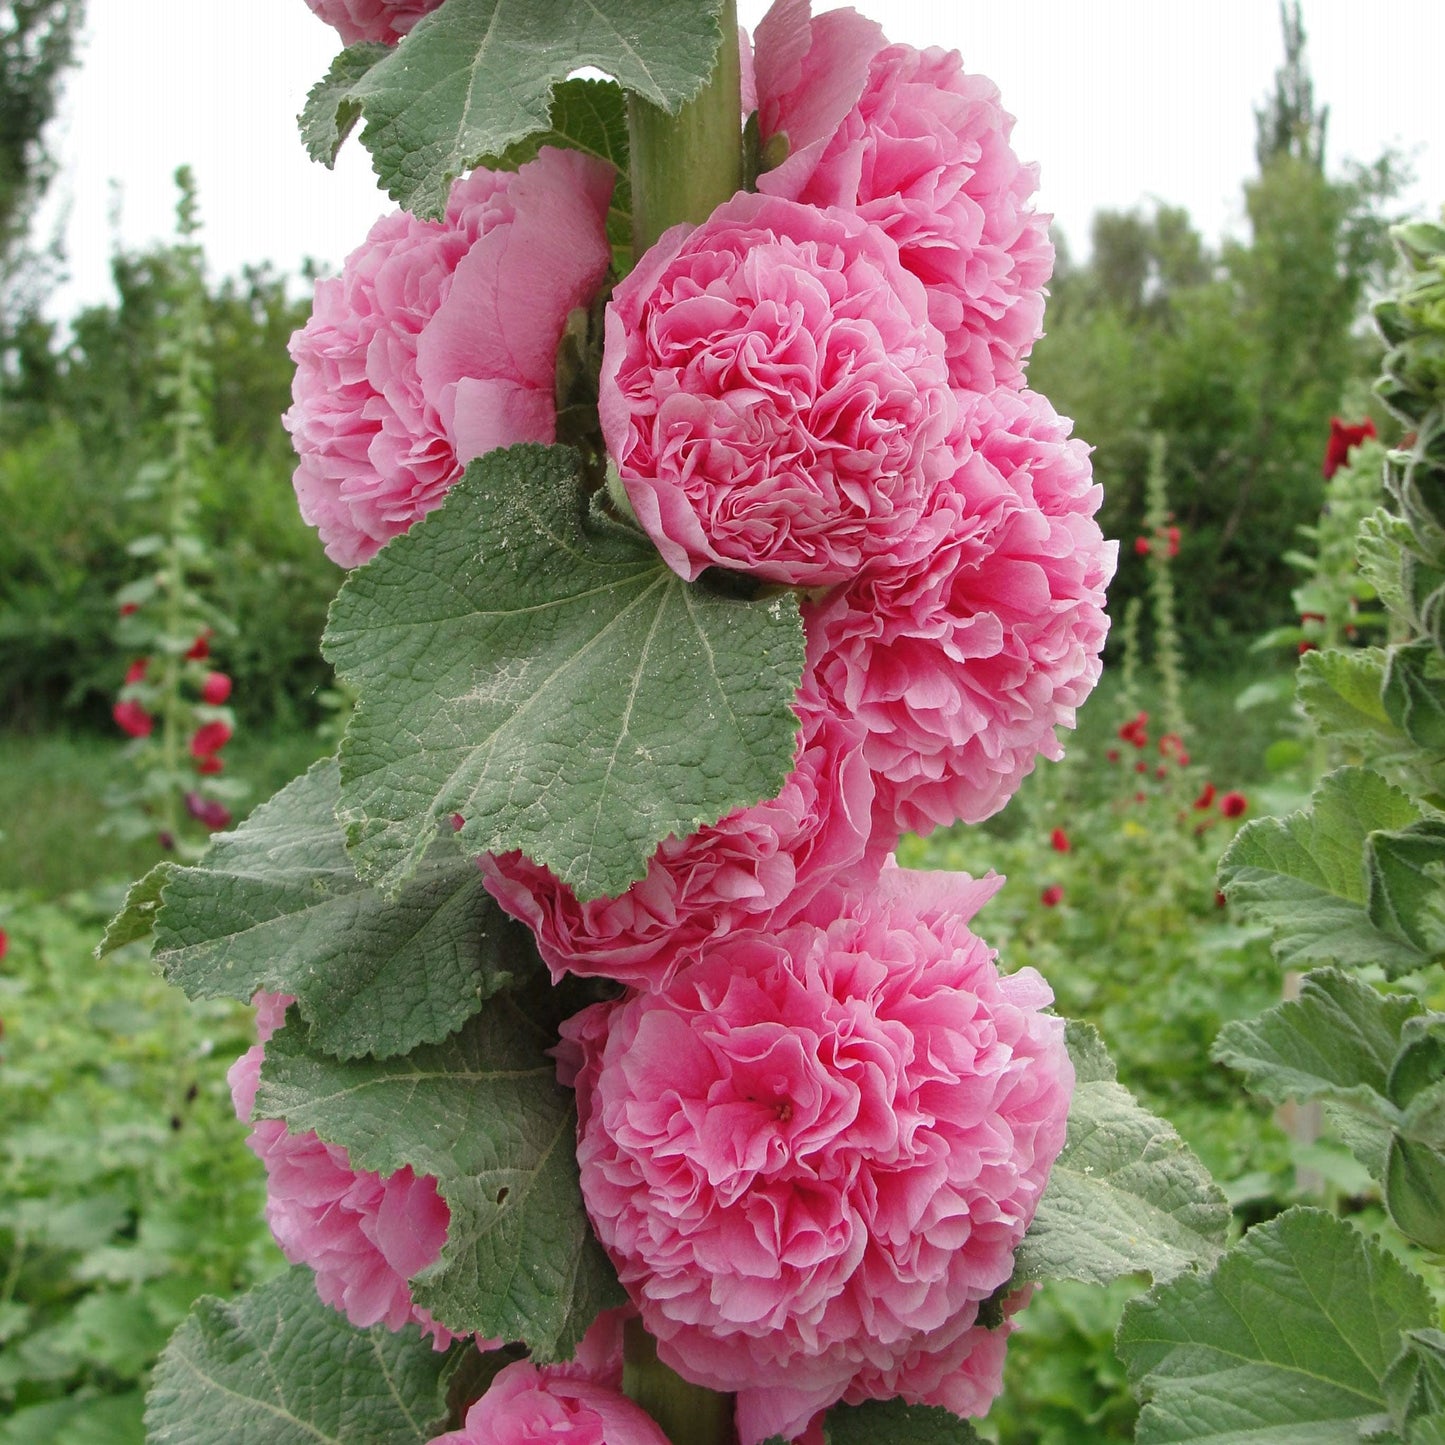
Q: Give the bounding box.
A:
[1155,765,1168,779]
[1133,536,1151,556]
[1300,611,1326,624]
[1118,711,1149,749]
[195,755,225,776]
[124,658,149,685]
[1050,827,1070,853]
[1040,884,1064,907]
[1135,760,1148,775]
[1323,416,1377,479]
[1166,525,1181,558]
[113,699,154,738]
[200,671,232,705]
[1106,748,1120,764]
[1298,640,1317,655]
[189,720,232,758]
[119,601,139,617]
[158,830,176,852]
[185,629,214,661]
[185,791,232,831]
[1219,791,1248,819]
[0,928,7,961]
[1193,782,1217,810]
[1214,890,1228,909]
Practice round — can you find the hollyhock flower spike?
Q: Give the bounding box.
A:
[754,0,1053,393]
[563,868,1072,1444]
[803,387,1113,839]
[303,0,445,47]
[601,191,956,586]
[427,1360,672,1445]
[287,147,613,567]
[228,992,465,1349]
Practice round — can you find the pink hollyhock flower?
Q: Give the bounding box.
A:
[189,720,232,758]
[286,148,613,568]
[200,671,232,705]
[563,868,1073,1444]
[112,699,154,738]
[427,1360,671,1445]
[1219,790,1248,819]
[228,992,460,1348]
[303,0,444,47]
[1322,415,1377,479]
[804,388,1113,840]
[753,0,1052,394]
[601,191,955,586]
[482,703,886,992]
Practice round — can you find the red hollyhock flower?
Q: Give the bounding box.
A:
[125,658,149,685]
[185,629,213,661]
[190,720,232,758]
[1106,748,1120,763]
[195,755,225,776]
[0,928,7,961]
[113,699,154,738]
[1118,711,1149,749]
[1040,884,1063,907]
[1166,525,1181,558]
[1049,827,1070,853]
[119,601,139,617]
[200,671,233,705]
[185,791,232,831]
[1219,791,1248,818]
[1133,536,1151,556]
[1322,416,1377,479]
[1193,782,1217,810]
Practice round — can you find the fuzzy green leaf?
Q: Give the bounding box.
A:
[96,861,181,956]
[144,1268,455,1444]
[1296,647,1401,755]
[256,997,624,1360]
[299,43,388,166]
[1219,767,1431,975]
[1012,1024,1228,1287]
[1117,1207,1435,1444]
[343,0,725,218]
[325,445,805,902]
[824,1399,984,1444]
[150,760,530,1060]
[1366,821,1445,954]
[1212,968,1421,1111]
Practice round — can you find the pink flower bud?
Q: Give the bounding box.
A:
[190,720,232,758]
[113,699,154,738]
[201,671,232,705]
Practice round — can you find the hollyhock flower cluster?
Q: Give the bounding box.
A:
[228,992,458,1347]
[285,147,612,567]
[752,0,1053,394]
[602,192,956,586]
[303,0,444,46]
[561,870,1072,1444]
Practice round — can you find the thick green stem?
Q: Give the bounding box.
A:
[627,0,742,254]
[623,1318,735,1445]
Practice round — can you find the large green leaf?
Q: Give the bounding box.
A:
[255,996,625,1361]
[823,1400,984,1443]
[1212,968,1422,1110]
[149,759,531,1061]
[333,0,726,218]
[299,43,388,167]
[1012,1025,1227,1288]
[1219,767,1431,975]
[325,445,805,902]
[96,860,181,956]
[145,1269,455,1444]
[1117,1207,1435,1444]
[1296,648,1401,757]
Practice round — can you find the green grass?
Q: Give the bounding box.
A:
[0,728,331,897]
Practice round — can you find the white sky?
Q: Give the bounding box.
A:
[36,1,1445,323]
